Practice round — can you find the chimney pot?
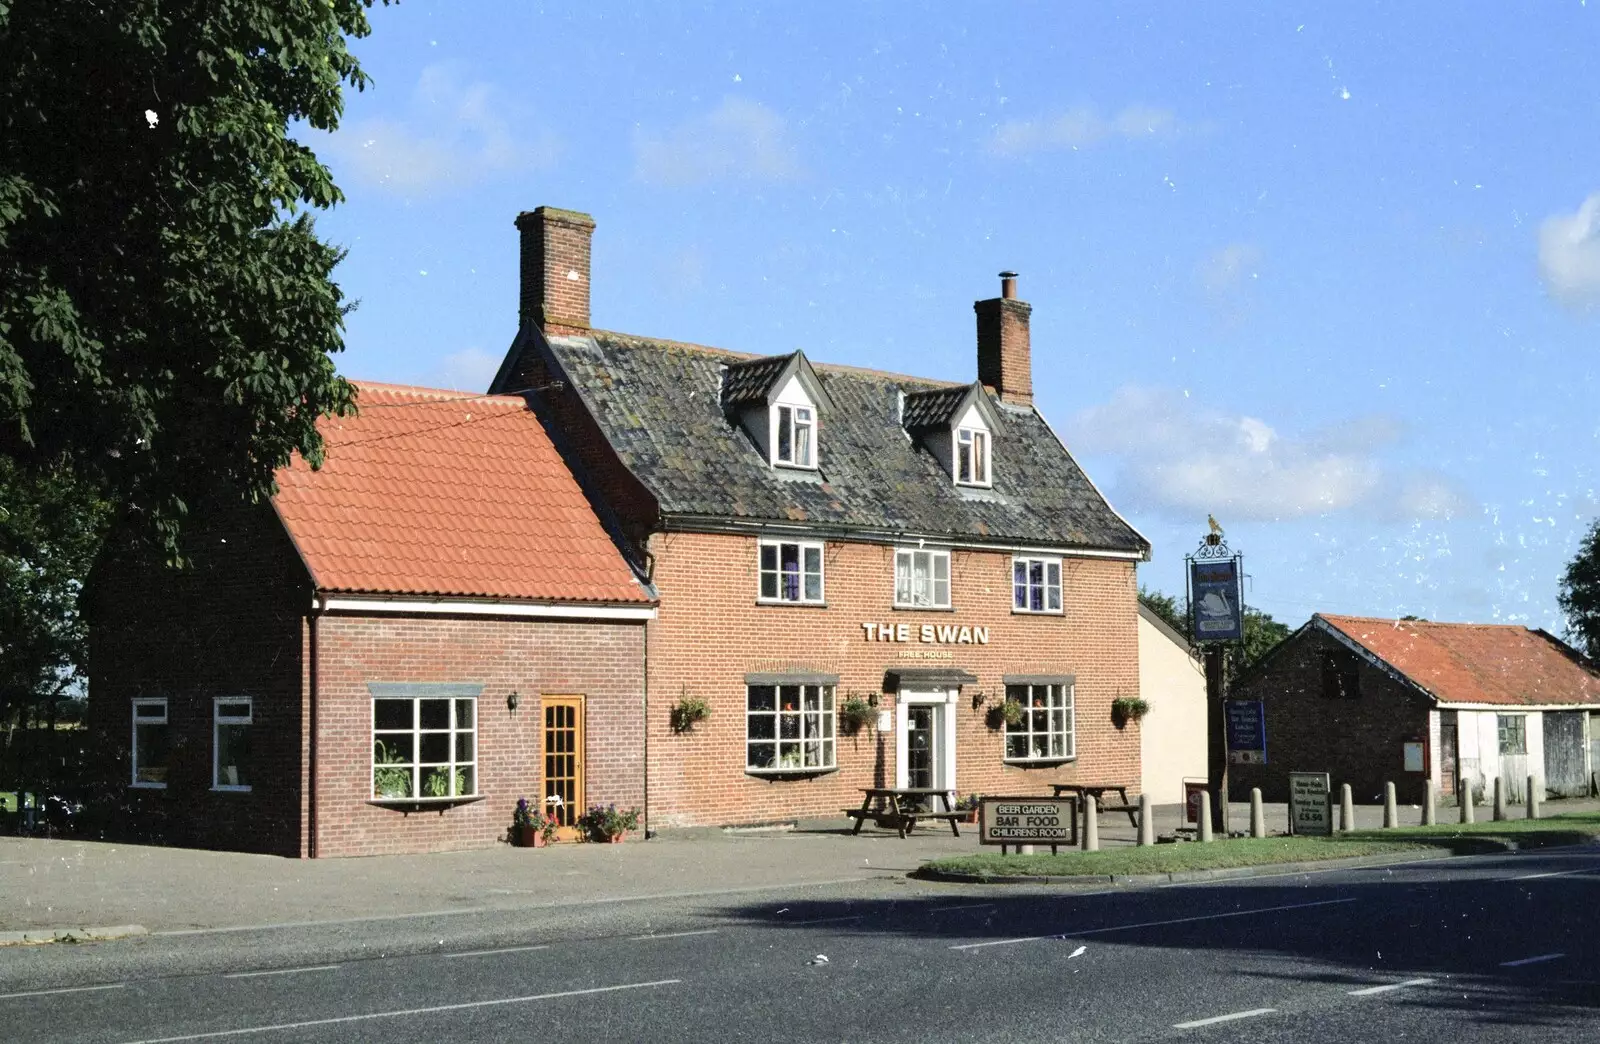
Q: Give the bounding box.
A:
[974,273,1033,407]
[515,206,596,332]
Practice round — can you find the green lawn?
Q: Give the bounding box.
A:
[920,811,1600,879]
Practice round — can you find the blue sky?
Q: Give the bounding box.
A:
[310,3,1600,633]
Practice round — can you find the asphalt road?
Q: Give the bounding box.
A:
[1,846,1596,1043]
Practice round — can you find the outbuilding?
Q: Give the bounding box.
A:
[88,384,656,856]
[1229,613,1600,806]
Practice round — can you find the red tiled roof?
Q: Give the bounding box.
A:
[272,382,652,605]
[1317,614,1600,707]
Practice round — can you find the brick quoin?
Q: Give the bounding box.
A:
[642,531,1142,828]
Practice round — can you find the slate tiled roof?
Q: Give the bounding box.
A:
[721,354,793,408]
[1318,614,1600,707]
[272,382,652,604]
[538,329,1148,553]
[901,386,973,432]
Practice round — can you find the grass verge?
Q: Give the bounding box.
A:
[919,811,1600,879]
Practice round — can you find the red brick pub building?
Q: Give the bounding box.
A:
[88,385,656,856]
[494,206,1151,829]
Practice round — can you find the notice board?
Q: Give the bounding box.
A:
[979,797,1076,846]
[1290,772,1332,836]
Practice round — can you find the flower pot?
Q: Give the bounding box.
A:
[607,832,627,844]
[515,825,538,847]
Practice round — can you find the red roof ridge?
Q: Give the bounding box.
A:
[349,380,527,405]
[1317,613,1530,631]
[583,327,966,389]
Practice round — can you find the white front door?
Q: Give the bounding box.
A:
[895,688,959,800]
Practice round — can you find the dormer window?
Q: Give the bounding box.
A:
[956,427,989,486]
[776,405,815,468]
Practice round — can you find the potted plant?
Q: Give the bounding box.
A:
[1111,696,1151,729]
[838,694,874,735]
[511,797,558,847]
[670,692,711,734]
[954,793,982,824]
[373,741,412,799]
[578,803,641,843]
[986,700,1025,730]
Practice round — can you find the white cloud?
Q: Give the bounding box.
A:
[1538,191,1600,309]
[1067,386,1472,523]
[433,348,502,393]
[990,104,1178,155]
[634,97,801,185]
[1197,243,1262,296]
[325,65,559,195]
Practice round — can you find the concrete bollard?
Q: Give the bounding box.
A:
[1384,781,1398,828]
[1423,780,1436,826]
[1460,779,1475,824]
[1018,845,1035,855]
[1250,788,1265,838]
[1083,795,1099,852]
[1198,794,1214,843]
[1137,793,1154,847]
[1340,783,1354,833]
[1494,777,1507,821]
[1527,775,1541,820]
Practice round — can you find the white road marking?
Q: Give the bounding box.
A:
[1511,867,1594,881]
[1500,953,1565,967]
[443,944,552,959]
[115,979,682,1043]
[0,983,126,1001]
[929,903,995,914]
[629,929,719,941]
[1173,1007,1277,1029]
[222,966,339,980]
[790,914,863,926]
[1348,978,1434,996]
[949,897,1358,951]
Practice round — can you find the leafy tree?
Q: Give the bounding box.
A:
[1138,585,1184,634]
[1558,518,1600,658]
[1138,585,1293,679]
[0,0,379,556]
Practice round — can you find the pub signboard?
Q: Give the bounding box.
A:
[979,796,1077,852]
[1225,699,1267,765]
[1290,772,1332,836]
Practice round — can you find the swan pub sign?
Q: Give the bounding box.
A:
[1188,517,1244,643]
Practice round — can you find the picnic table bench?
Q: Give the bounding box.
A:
[843,787,963,838]
[1051,783,1141,829]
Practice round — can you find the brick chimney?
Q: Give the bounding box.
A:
[975,270,1032,406]
[515,207,596,332]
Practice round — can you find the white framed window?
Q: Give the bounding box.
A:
[1004,682,1075,762]
[747,684,836,772]
[895,549,951,609]
[372,694,478,800]
[774,404,816,468]
[1013,556,1062,613]
[758,540,825,603]
[956,426,990,486]
[212,697,252,792]
[131,698,170,788]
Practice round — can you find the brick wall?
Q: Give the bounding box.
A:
[1229,626,1432,805]
[516,207,594,332]
[86,502,309,855]
[310,613,645,857]
[643,531,1141,827]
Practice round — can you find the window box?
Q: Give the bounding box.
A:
[894,548,951,609]
[367,794,487,816]
[1012,557,1062,614]
[758,540,825,604]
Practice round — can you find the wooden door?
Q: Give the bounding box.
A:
[543,696,585,842]
[1543,711,1587,797]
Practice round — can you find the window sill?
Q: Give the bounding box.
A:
[954,481,993,490]
[367,795,486,816]
[1011,608,1065,617]
[746,766,840,781]
[129,782,167,790]
[1003,756,1078,768]
[892,603,955,612]
[210,786,252,794]
[754,599,828,609]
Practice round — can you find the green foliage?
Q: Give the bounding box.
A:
[838,694,873,734]
[1138,585,1184,634]
[670,693,711,733]
[1139,586,1292,681]
[988,698,1025,730]
[422,766,468,798]
[1558,518,1600,658]
[1110,696,1150,727]
[371,741,410,799]
[0,459,110,755]
[0,1,384,559]
[578,803,641,840]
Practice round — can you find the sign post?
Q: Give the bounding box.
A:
[1225,700,1267,765]
[978,796,1078,853]
[1188,523,1245,836]
[1289,772,1332,836]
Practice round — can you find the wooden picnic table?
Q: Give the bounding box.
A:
[843,787,963,838]
[1051,783,1141,829]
